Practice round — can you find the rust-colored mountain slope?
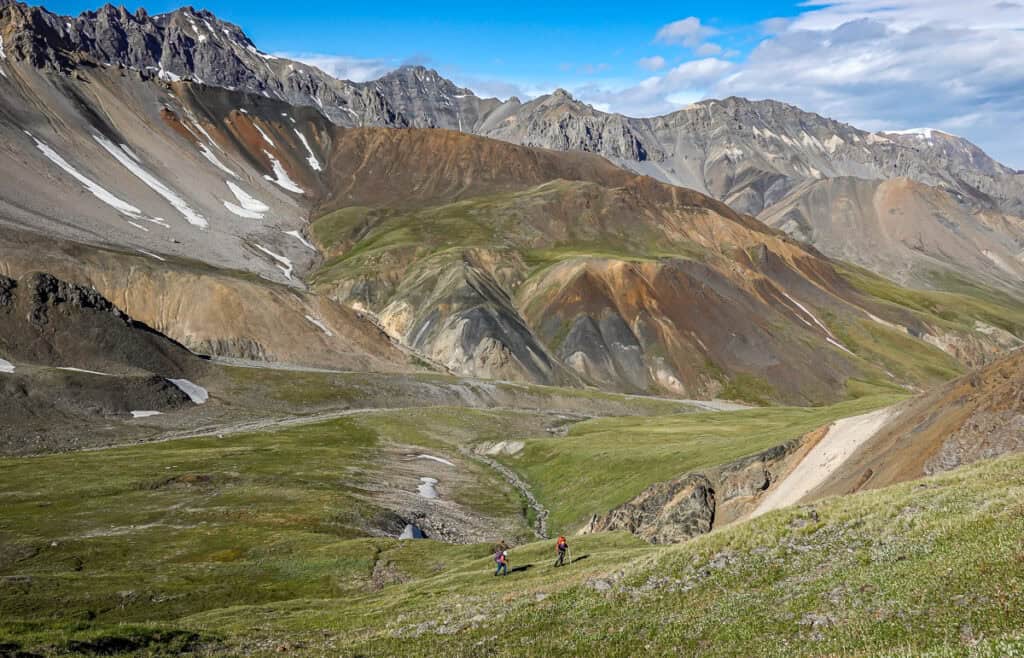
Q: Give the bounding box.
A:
[813,348,1024,497]
[307,129,1017,402]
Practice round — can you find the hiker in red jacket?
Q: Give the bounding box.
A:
[494,548,509,576]
[554,536,569,567]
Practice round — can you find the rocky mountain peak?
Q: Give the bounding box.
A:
[2,1,1020,219]
[380,64,474,96]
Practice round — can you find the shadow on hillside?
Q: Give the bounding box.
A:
[509,564,534,574]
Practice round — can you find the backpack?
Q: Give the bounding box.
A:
[494,550,502,563]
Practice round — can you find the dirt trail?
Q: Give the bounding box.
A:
[750,407,895,518]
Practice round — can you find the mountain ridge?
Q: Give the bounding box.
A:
[2,0,1020,212]
[1,0,1023,399]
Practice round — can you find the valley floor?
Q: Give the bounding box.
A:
[1,384,1021,657]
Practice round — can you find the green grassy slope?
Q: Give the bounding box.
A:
[4,440,1021,656]
[0,409,548,654]
[500,394,905,532]
[0,394,957,657]
[327,452,1024,658]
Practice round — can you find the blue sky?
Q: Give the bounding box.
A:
[40,1,1024,168]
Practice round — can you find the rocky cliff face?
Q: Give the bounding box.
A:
[0,2,497,130]
[0,270,202,377]
[584,439,806,543]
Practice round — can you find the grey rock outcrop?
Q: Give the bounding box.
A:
[586,474,716,544]
[584,439,802,544]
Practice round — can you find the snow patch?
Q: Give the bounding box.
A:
[284,229,317,251]
[254,244,294,279]
[827,337,855,356]
[253,123,276,147]
[225,181,269,215]
[417,477,439,499]
[884,127,942,140]
[198,143,237,177]
[169,378,209,404]
[484,440,525,456]
[782,292,831,335]
[93,134,209,229]
[158,66,181,82]
[223,181,269,219]
[0,35,6,60]
[262,151,304,194]
[417,454,455,467]
[224,201,261,219]
[293,129,322,171]
[0,358,14,374]
[138,249,166,261]
[399,524,426,540]
[782,292,855,354]
[58,367,111,376]
[30,133,144,219]
[131,411,162,419]
[246,44,278,60]
[304,315,334,337]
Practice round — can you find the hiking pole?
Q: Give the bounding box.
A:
[568,546,573,565]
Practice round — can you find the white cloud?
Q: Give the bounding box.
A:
[576,58,733,116]
[655,17,718,47]
[710,1,1024,167]
[637,56,666,71]
[573,0,1024,167]
[279,53,392,82]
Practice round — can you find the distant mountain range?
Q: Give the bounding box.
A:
[1,0,1023,403]
[3,1,1022,293]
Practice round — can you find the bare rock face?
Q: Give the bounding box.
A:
[0,271,201,377]
[585,440,802,544]
[924,410,1024,475]
[0,2,494,129]
[586,474,716,544]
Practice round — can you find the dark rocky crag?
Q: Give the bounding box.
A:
[0,271,204,377]
[0,271,211,453]
[584,439,804,544]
